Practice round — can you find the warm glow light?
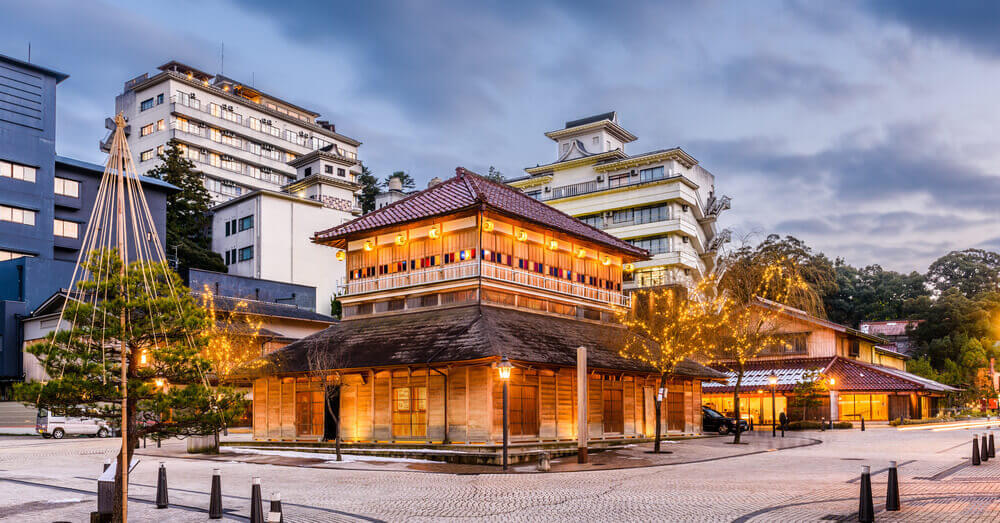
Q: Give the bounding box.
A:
[429,227,440,239]
[483,220,494,232]
[395,233,407,246]
[768,374,778,386]
[496,356,513,380]
[363,241,374,251]
[624,263,635,272]
[602,256,612,266]
[336,251,346,261]
[576,248,586,258]
[516,230,528,242]
[828,378,835,386]
[153,378,165,388]
[483,249,491,257]
[548,239,558,251]
[139,351,148,365]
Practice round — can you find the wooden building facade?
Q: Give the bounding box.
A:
[254,169,723,446]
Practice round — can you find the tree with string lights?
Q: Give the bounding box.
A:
[617,276,728,453]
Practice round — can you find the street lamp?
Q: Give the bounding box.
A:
[768,373,778,438]
[496,356,514,471]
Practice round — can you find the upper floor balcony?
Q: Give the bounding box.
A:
[543,170,684,202]
[343,259,630,308]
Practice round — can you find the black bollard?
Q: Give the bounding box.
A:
[861,417,865,432]
[103,458,111,472]
[749,418,754,432]
[972,435,981,466]
[858,465,874,523]
[989,433,996,459]
[250,477,264,523]
[982,433,990,463]
[821,417,826,432]
[885,460,900,511]
[155,462,169,509]
[269,492,284,523]
[209,469,223,519]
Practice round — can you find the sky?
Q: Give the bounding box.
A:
[3,0,999,273]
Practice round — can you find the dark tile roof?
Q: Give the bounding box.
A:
[267,304,724,380]
[703,356,957,394]
[200,294,336,324]
[313,168,648,258]
[565,112,617,129]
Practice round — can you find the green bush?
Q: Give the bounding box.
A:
[786,420,853,430]
[833,422,853,429]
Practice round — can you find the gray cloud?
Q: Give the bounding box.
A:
[860,0,1000,57]
[715,54,870,106]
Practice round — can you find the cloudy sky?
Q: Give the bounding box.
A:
[3,0,999,272]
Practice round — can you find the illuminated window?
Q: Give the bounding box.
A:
[392,386,427,437]
[53,219,79,239]
[140,149,155,162]
[54,177,80,198]
[140,123,154,136]
[157,119,165,131]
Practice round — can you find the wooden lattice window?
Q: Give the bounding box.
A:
[392,386,427,437]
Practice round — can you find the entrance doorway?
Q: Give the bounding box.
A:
[323,385,340,441]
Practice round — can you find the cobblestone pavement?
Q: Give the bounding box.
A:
[1,427,998,522]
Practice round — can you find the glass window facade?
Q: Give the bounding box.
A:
[703,395,788,425]
[837,394,888,421]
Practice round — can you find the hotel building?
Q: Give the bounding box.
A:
[508,112,730,288]
[251,168,723,449]
[109,61,362,203]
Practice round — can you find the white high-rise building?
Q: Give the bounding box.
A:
[108,61,362,202]
[508,112,731,288]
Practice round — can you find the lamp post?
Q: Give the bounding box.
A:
[496,357,513,471]
[768,373,778,438]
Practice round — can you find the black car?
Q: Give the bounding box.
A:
[702,405,749,435]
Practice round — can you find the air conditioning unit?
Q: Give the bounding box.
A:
[682,205,689,212]
[682,237,689,244]
[630,169,636,175]
[190,93,196,99]
[544,186,551,192]
[596,175,604,183]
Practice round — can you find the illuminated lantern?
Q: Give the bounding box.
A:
[363,240,374,251]
[602,256,612,266]
[395,233,407,246]
[336,251,346,261]
[483,220,494,232]
[576,248,587,259]
[428,227,440,239]
[548,239,558,251]
[460,250,469,260]
[624,263,635,272]
[139,351,148,365]
[516,230,528,242]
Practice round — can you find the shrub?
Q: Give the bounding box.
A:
[833,422,853,429]
[786,420,853,430]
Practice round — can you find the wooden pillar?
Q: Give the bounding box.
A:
[577,346,588,463]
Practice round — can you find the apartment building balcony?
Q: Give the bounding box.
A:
[607,218,707,252]
[171,98,314,157]
[343,260,630,307]
[168,126,298,175]
[639,250,703,271]
[543,172,690,202]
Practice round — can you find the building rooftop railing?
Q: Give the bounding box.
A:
[542,172,681,202]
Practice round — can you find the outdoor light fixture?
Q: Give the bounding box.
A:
[496,356,513,381]
[336,251,346,261]
[548,239,559,251]
[768,373,778,438]
[395,233,407,246]
[768,374,778,386]
[139,351,148,365]
[497,356,514,471]
[829,378,836,386]
[624,263,635,272]
[154,378,165,388]
[429,227,440,239]
[576,248,587,258]
[363,240,374,251]
[516,230,528,242]
[602,256,612,266]
[483,220,494,232]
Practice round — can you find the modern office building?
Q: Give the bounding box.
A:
[252,168,723,446]
[109,61,363,203]
[0,53,175,394]
[508,112,731,288]
[210,151,361,315]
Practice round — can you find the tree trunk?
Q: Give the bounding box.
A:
[336,428,342,462]
[732,367,743,444]
[653,373,666,453]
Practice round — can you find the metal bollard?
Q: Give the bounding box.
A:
[209,469,223,519]
[155,462,169,509]
[858,465,874,523]
[250,477,264,523]
[861,417,865,432]
[749,418,754,432]
[972,435,981,466]
[885,460,900,511]
[537,452,551,472]
[268,492,283,523]
[821,417,825,432]
[989,433,996,459]
[982,433,990,463]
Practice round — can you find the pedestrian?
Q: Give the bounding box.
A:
[778,411,788,431]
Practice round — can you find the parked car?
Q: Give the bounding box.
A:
[35,409,112,439]
[702,405,749,435]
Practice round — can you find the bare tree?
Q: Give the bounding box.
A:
[304,338,350,461]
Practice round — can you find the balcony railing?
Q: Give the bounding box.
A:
[343,260,629,307]
[543,172,680,202]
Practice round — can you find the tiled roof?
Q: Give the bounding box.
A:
[313,168,648,257]
[703,356,957,394]
[200,294,336,324]
[268,304,724,379]
[565,112,617,129]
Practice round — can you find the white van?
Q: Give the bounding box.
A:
[35,409,112,439]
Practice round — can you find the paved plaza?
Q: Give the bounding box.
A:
[0,426,998,522]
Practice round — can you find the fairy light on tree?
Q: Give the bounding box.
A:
[201,284,266,382]
[617,275,728,453]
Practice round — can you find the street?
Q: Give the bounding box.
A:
[1,426,998,521]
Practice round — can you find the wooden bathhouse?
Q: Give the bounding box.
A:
[253,168,724,449]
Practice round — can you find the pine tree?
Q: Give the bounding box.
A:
[15,249,243,522]
[148,141,226,273]
[357,164,381,213]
